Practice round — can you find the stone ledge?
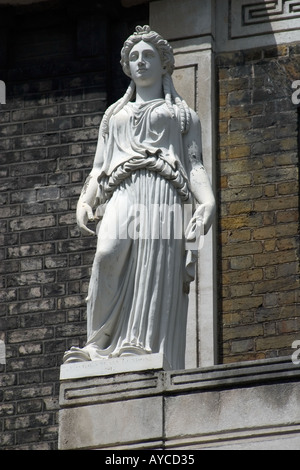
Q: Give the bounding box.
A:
[60,356,300,406]
[59,357,300,449]
[167,356,300,392]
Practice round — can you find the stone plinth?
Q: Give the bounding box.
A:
[60,353,171,380]
[59,354,168,450]
[59,356,300,450]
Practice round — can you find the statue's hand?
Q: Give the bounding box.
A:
[76,202,96,236]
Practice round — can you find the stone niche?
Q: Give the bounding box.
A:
[59,0,300,451]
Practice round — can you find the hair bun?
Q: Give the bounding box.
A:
[134,25,151,35]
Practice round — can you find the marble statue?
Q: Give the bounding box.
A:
[63,25,215,369]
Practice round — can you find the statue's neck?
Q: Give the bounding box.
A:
[134,81,163,104]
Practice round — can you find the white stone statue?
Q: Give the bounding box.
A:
[63,25,215,369]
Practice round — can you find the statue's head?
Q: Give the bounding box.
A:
[120,25,175,79]
[100,25,189,137]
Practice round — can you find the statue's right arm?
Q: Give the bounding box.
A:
[76,126,105,236]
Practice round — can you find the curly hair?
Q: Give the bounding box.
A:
[100,25,190,137]
[120,25,175,77]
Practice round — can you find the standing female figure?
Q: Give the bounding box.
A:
[63,26,215,369]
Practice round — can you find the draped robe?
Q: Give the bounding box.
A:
[64,99,202,370]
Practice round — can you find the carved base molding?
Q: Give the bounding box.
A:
[59,357,300,450]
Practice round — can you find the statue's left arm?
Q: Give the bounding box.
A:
[184,110,216,235]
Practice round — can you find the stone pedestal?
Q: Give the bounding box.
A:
[59,356,300,450]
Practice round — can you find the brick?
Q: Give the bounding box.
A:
[0,125,22,140]
[227,229,251,242]
[8,243,55,258]
[8,299,56,315]
[18,371,43,387]
[223,296,263,313]
[19,287,42,300]
[253,167,297,184]
[254,250,296,267]
[20,258,43,272]
[0,404,15,417]
[227,145,251,159]
[276,237,298,251]
[221,186,263,202]
[16,429,41,445]
[223,268,263,285]
[277,262,299,278]
[0,288,18,302]
[43,284,66,297]
[7,271,55,287]
[253,196,298,212]
[264,239,276,252]
[57,296,85,310]
[222,241,263,258]
[12,106,58,122]
[22,203,45,216]
[228,89,251,106]
[36,187,60,201]
[220,215,250,230]
[7,328,54,344]
[230,256,253,270]
[264,292,278,307]
[255,335,294,351]
[48,173,69,186]
[263,322,276,336]
[0,138,12,151]
[0,260,19,274]
[24,121,47,134]
[45,227,68,241]
[0,205,21,218]
[4,416,30,430]
[47,145,69,159]
[46,200,69,213]
[227,173,252,187]
[253,226,276,240]
[44,255,68,269]
[254,277,299,295]
[60,128,98,144]
[276,222,299,237]
[229,116,252,132]
[276,210,298,223]
[278,181,299,195]
[231,339,254,353]
[47,117,72,131]
[18,344,43,356]
[222,323,263,341]
[230,283,253,298]
[227,201,252,215]
[252,140,281,156]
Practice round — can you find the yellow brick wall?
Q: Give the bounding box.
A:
[217,44,300,363]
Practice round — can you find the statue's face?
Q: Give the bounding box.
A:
[129,40,164,87]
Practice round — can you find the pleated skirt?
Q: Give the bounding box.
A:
[83,169,189,369]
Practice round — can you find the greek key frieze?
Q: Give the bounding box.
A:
[243,0,300,25]
[230,0,300,39]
